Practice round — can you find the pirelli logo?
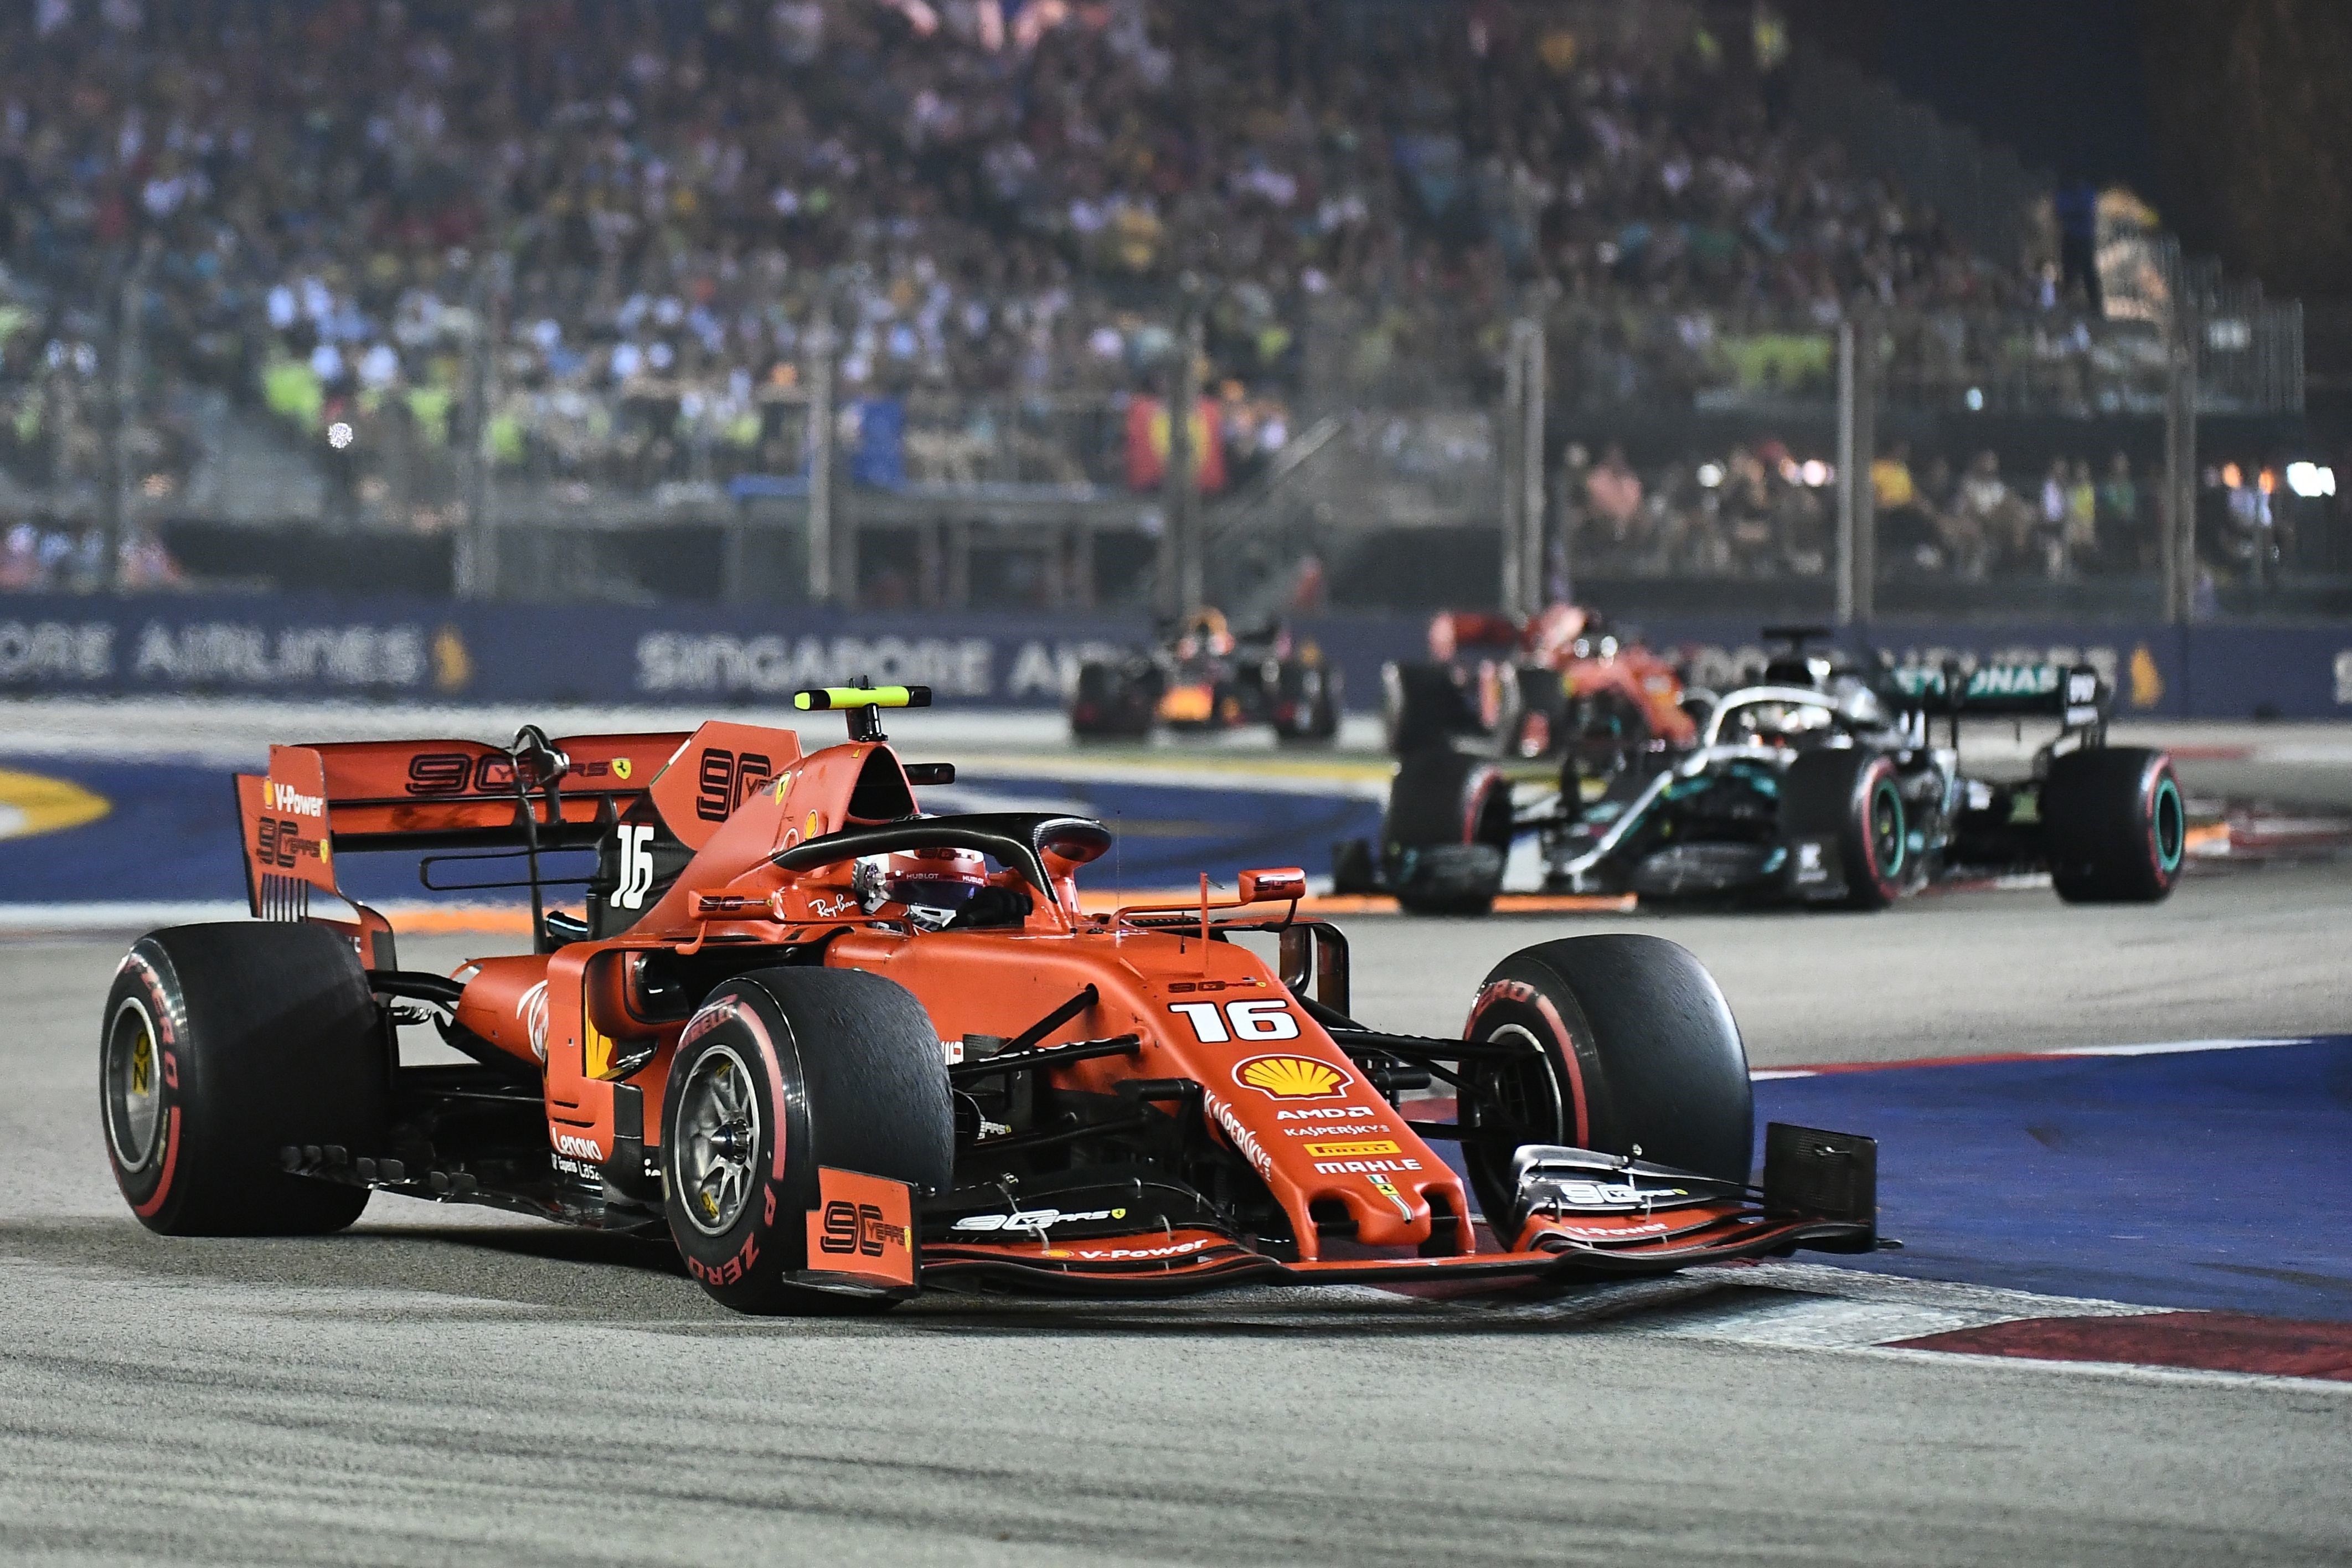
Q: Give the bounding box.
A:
[1302,1139,1401,1158]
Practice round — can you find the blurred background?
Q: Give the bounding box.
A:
[1,0,2346,715]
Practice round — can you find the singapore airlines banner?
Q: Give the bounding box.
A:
[0,594,1139,708]
[0,593,2345,717]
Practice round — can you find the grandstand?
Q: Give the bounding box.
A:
[0,0,2324,616]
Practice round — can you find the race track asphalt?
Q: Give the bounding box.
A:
[5,862,2350,1566]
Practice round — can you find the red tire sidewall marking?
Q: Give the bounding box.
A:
[673,986,797,1288]
[114,950,186,1220]
[1467,978,1590,1149]
[1856,758,1897,899]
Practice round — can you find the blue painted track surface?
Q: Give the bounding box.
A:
[0,757,1379,904]
[1760,1042,2352,1321]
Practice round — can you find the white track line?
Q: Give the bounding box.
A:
[1756,1036,2316,1077]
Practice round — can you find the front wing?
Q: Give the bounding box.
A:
[916,1208,1873,1296]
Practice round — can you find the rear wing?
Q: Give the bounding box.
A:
[1885,661,2106,730]
[233,729,716,967]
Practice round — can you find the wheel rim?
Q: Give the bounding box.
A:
[675,1043,761,1236]
[1868,777,1906,879]
[103,995,164,1172]
[1463,1022,1566,1201]
[2152,776,2185,873]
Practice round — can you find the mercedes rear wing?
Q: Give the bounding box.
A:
[1886,661,2107,731]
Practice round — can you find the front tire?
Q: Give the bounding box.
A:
[1457,935,1752,1222]
[102,923,386,1236]
[1381,749,1513,915]
[2042,746,2184,903]
[1780,749,1906,909]
[663,967,951,1314]
[1382,662,1475,755]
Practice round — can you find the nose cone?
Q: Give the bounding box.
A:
[1331,1166,1433,1247]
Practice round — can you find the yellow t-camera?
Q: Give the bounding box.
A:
[792,685,933,711]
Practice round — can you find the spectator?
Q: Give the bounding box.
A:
[2036,457,2071,577]
[2064,458,2099,572]
[0,523,38,589]
[2055,180,2103,314]
[2098,452,2142,566]
[1954,451,2018,576]
[1584,442,1646,551]
[1875,441,1935,568]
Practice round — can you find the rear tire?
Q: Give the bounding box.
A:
[663,967,952,1314]
[1382,750,1513,915]
[1069,661,1157,740]
[1271,661,1340,745]
[1779,749,1906,909]
[1458,934,1753,1223]
[102,922,385,1236]
[2042,747,2184,903]
[1382,662,1474,755]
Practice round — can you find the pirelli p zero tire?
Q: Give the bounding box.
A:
[1271,661,1341,745]
[102,922,386,1236]
[1381,749,1513,915]
[1069,661,1157,740]
[1779,749,1906,910]
[2041,746,2185,904]
[663,967,952,1315]
[1458,935,1753,1221]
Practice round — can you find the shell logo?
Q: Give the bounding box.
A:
[1234,1054,1350,1100]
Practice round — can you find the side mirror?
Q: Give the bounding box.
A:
[1238,866,1307,904]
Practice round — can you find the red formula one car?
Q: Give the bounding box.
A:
[100,687,1874,1313]
[1384,604,1698,762]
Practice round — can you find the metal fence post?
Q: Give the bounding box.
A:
[1515,319,1546,617]
[805,322,835,605]
[1499,326,1526,616]
[453,252,502,600]
[1848,312,1878,623]
[1834,317,1882,626]
[2163,310,2200,623]
[101,251,148,592]
[1160,293,1202,616]
[1835,322,1856,626]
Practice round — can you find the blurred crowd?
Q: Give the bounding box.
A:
[0,0,2051,504]
[1563,439,2162,583]
[0,518,180,591]
[0,0,2317,607]
[1560,437,2344,589]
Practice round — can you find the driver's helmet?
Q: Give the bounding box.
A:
[884,845,988,913]
[1176,608,1234,660]
[1744,700,1833,741]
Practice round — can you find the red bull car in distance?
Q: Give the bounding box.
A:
[1069,608,1341,744]
[100,687,1873,1313]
